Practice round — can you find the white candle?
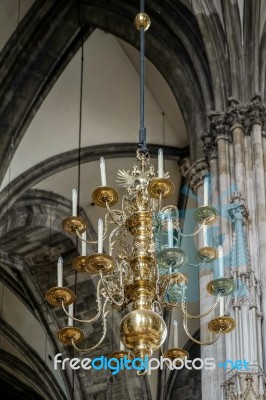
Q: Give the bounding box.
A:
[158,148,164,178]
[219,296,224,317]
[57,257,63,287]
[72,188,78,217]
[120,341,125,351]
[167,216,174,248]
[203,176,209,206]
[173,320,178,348]
[98,219,103,253]
[81,231,86,256]
[100,157,107,186]
[68,303,73,327]
[203,224,208,247]
[218,245,224,278]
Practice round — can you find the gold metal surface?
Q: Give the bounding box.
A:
[147,178,175,199]
[85,253,115,275]
[45,287,76,307]
[208,316,236,334]
[206,278,236,296]
[109,350,133,364]
[72,255,87,272]
[163,348,189,364]
[134,12,151,31]
[120,309,167,358]
[196,246,218,262]
[57,327,85,345]
[194,206,218,225]
[62,216,87,234]
[132,286,155,310]
[159,272,187,286]
[130,255,156,283]
[92,186,118,208]
[126,211,152,235]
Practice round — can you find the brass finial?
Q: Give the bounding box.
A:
[134,13,151,31]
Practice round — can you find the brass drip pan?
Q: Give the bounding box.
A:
[85,253,115,275]
[73,255,88,272]
[206,278,236,296]
[208,316,236,334]
[62,216,87,234]
[148,178,175,199]
[58,327,84,345]
[92,186,118,208]
[45,287,76,307]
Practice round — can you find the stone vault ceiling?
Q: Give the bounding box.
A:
[0,1,266,400]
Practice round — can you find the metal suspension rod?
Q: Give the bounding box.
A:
[138,0,147,153]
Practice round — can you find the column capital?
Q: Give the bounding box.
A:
[228,191,248,220]
[208,110,230,140]
[225,97,246,131]
[247,93,266,128]
[180,158,209,193]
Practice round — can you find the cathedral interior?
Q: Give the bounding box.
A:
[0,1,266,399]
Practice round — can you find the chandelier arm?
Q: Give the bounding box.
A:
[75,229,98,244]
[100,271,125,306]
[162,300,182,309]
[108,225,125,256]
[183,316,221,345]
[61,280,103,323]
[105,202,124,226]
[71,300,110,353]
[160,205,179,214]
[61,300,102,324]
[179,220,206,237]
[185,260,207,268]
[122,195,131,220]
[181,295,220,319]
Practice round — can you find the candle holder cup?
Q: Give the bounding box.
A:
[62,216,87,234]
[208,316,236,334]
[57,327,85,345]
[206,278,236,296]
[72,255,88,272]
[157,248,188,270]
[45,287,76,307]
[196,246,218,263]
[92,186,119,208]
[148,178,175,199]
[194,206,218,225]
[163,348,189,365]
[85,253,116,275]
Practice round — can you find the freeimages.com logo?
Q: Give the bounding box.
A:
[54,354,250,375]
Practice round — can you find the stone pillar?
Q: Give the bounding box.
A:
[197,96,266,399]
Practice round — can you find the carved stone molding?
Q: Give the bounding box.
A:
[229,191,248,217]
[202,133,218,160]
[187,159,209,192]
[178,157,209,192]
[178,157,192,179]
[247,94,266,128]
[225,97,247,131]
[223,371,266,400]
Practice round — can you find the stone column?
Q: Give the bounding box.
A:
[247,95,266,370]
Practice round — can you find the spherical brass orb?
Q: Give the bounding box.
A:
[120,309,167,358]
[134,13,151,31]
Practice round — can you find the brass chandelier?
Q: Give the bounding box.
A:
[45,0,236,371]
